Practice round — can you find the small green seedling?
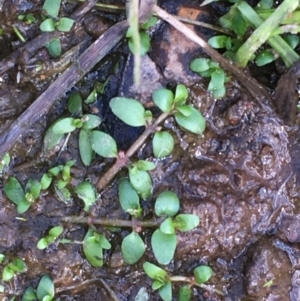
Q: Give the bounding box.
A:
[152,191,200,265]
[83,229,111,267]
[1,257,27,281]
[40,0,74,57]
[190,58,228,99]
[4,177,41,213]
[128,160,155,199]
[22,274,55,301]
[121,231,146,264]
[118,178,142,218]
[143,262,214,301]
[40,160,76,203]
[18,13,36,24]
[37,226,64,250]
[44,92,118,166]
[74,181,97,212]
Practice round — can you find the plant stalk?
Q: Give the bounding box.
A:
[235,0,299,67]
[96,112,169,191]
[61,215,165,228]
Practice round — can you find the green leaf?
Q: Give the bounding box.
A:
[4,176,25,205]
[75,181,96,212]
[255,50,275,66]
[174,214,200,231]
[97,234,111,250]
[159,282,172,301]
[128,31,151,56]
[85,88,97,104]
[129,168,152,199]
[284,34,299,49]
[211,86,226,99]
[37,275,55,300]
[209,69,225,90]
[82,114,102,130]
[174,84,188,104]
[152,88,174,113]
[121,232,145,264]
[22,286,37,301]
[56,179,67,190]
[3,266,14,281]
[56,17,74,32]
[152,280,165,290]
[143,262,167,280]
[141,16,158,29]
[154,191,180,217]
[175,105,193,116]
[153,132,174,159]
[190,58,210,73]
[66,160,76,167]
[258,0,273,9]
[17,200,31,214]
[91,131,118,158]
[194,265,213,284]
[46,38,61,57]
[49,226,63,238]
[67,92,82,114]
[9,258,26,272]
[79,129,93,166]
[208,35,229,49]
[0,254,4,263]
[43,120,64,151]
[118,178,140,213]
[110,97,146,126]
[231,14,247,36]
[48,166,62,177]
[174,105,206,134]
[52,117,76,134]
[62,165,70,182]
[137,160,155,171]
[151,229,176,265]
[178,286,191,301]
[43,0,61,17]
[40,18,55,32]
[144,110,153,123]
[25,179,41,199]
[83,229,104,267]
[37,238,48,250]
[160,217,175,234]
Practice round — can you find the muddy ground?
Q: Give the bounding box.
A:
[0,0,300,300]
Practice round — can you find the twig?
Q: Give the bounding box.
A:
[169,276,224,296]
[61,215,164,228]
[0,20,129,159]
[69,0,232,35]
[152,5,270,102]
[96,112,169,191]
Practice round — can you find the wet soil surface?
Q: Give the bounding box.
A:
[1,1,300,301]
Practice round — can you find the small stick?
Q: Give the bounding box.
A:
[153,5,270,101]
[96,112,169,191]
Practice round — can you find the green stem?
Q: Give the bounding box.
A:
[12,26,26,43]
[235,0,299,67]
[128,0,141,85]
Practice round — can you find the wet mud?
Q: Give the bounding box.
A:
[1,1,300,301]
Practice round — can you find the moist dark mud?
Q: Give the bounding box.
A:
[1,1,300,301]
